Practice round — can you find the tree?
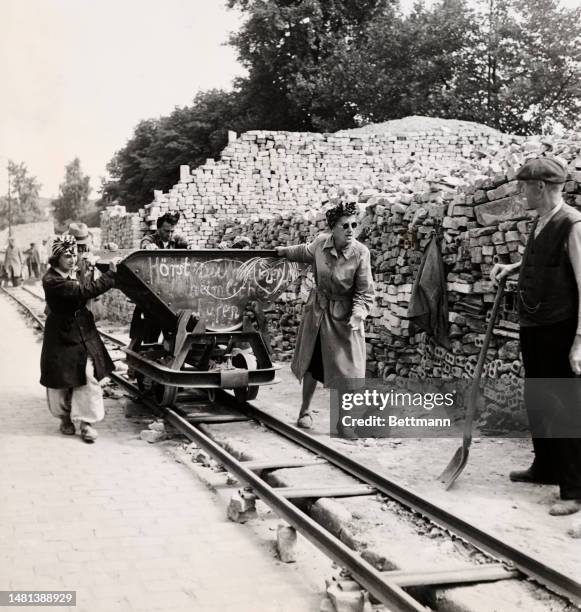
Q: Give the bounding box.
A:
[411,0,581,133]
[228,0,395,130]
[288,0,478,129]
[0,160,44,230]
[52,158,91,225]
[227,0,581,134]
[102,0,581,209]
[494,0,581,134]
[102,89,256,211]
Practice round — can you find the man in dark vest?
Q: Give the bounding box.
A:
[491,156,581,518]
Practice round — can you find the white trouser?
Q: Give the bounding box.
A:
[46,358,105,424]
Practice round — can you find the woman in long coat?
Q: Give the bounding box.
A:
[40,236,118,442]
[276,201,375,428]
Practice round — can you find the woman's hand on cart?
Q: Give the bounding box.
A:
[349,312,364,333]
[108,257,122,273]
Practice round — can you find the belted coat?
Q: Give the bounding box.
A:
[281,234,375,386]
[40,267,116,389]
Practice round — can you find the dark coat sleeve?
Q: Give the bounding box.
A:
[44,270,115,305]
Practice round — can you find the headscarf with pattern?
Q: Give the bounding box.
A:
[51,235,77,259]
[325,201,358,228]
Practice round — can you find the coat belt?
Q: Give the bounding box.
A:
[316,290,352,309]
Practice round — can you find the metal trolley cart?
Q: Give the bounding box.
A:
[104,249,302,406]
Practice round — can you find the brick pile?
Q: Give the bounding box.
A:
[99,121,581,427]
[100,204,147,249]
[211,133,581,428]
[107,121,515,248]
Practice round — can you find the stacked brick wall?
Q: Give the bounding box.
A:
[100,204,148,249]
[229,134,580,430]
[133,124,516,247]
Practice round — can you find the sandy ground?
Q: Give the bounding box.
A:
[253,368,581,583]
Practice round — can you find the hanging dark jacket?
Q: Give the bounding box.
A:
[408,233,451,348]
[40,267,116,388]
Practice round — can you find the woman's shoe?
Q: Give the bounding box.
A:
[297,413,313,429]
[80,422,98,443]
[59,417,75,436]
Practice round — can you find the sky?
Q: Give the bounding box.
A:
[0,0,245,198]
[2,0,581,199]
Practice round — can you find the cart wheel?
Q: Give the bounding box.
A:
[153,383,178,407]
[207,389,216,403]
[234,386,259,403]
[231,352,259,403]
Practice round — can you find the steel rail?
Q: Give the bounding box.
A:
[108,370,429,612]
[0,286,46,328]
[162,407,430,612]
[214,391,581,607]
[2,285,126,348]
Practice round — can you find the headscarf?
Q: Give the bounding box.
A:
[325,201,359,228]
[51,235,77,260]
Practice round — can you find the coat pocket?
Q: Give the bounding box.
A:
[329,299,351,321]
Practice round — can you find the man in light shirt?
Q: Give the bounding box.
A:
[491,156,581,517]
[140,211,188,251]
[129,212,188,345]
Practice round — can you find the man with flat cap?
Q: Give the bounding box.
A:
[491,156,581,517]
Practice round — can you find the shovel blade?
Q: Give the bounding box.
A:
[439,446,470,490]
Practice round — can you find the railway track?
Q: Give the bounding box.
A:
[3,283,581,611]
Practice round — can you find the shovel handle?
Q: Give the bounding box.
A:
[474,276,507,379]
[464,277,507,433]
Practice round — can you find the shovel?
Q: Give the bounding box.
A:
[439,276,506,489]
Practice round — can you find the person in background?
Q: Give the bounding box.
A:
[491,156,581,519]
[0,254,7,287]
[4,237,24,287]
[40,236,119,443]
[231,235,252,249]
[275,200,375,429]
[29,242,41,279]
[67,223,92,258]
[129,212,188,346]
[68,222,101,317]
[141,211,188,250]
[38,239,49,275]
[24,244,34,279]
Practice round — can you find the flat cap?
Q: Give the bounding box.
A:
[516,156,567,183]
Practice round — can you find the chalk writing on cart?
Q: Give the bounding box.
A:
[145,256,300,329]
